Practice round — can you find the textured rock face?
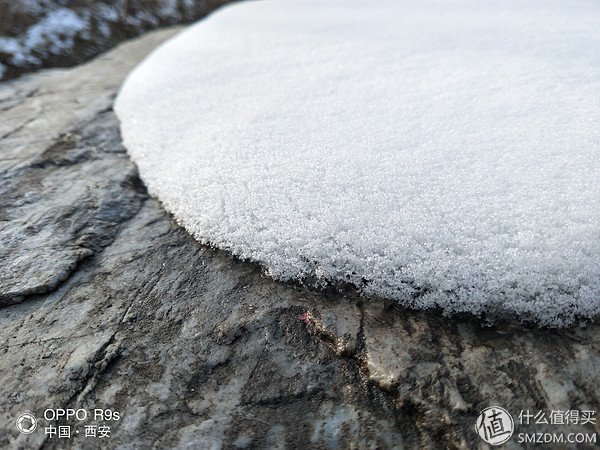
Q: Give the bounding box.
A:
[0,28,599,449]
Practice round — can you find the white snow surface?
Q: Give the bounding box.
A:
[115,0,600,326]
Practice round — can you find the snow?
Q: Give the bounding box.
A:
[0,0,207,80]
[115,0,600,326]
[0,7,88,66]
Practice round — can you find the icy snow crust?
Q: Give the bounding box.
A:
[116,0,600,326]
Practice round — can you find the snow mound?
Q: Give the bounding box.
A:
[115,0,600,327]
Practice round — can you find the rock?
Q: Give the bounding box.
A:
[0,27,598,449]
[0,0,233,82]
[0,26,183,307]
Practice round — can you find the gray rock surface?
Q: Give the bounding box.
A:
[0,27,598,449]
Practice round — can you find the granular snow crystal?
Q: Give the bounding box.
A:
[115,0,600,326]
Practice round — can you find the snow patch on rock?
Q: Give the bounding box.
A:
[116,0,600,326]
